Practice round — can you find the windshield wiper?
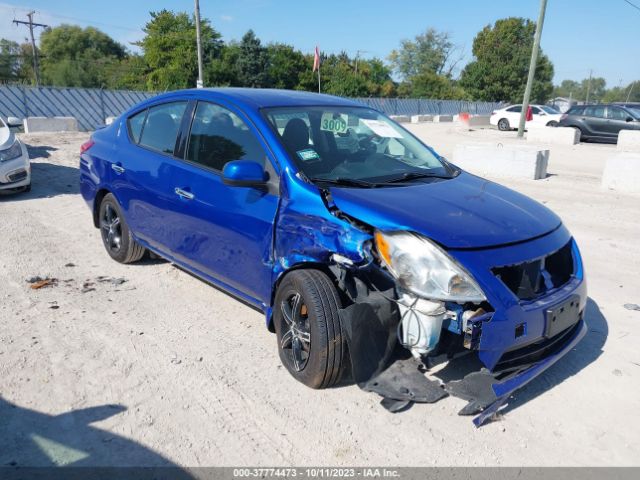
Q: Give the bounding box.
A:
[384,171,453,183]
[309,177,382,188]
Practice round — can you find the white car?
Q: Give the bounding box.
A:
[490,104,562,131]
[0,116,30,192]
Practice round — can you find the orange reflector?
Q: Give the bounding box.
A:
[375,231,391,265]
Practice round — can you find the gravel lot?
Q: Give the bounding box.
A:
[1,126,639,467]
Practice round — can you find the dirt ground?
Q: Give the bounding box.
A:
[0,125,639,468]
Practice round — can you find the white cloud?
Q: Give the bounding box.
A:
[220,15,233,22]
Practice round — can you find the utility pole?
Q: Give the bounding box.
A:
[194,0,204,88]
[627,81,636,102]
[585,69,593,103]
[354,50,368,77]
[13,11,48,87]
[517,0,548,138]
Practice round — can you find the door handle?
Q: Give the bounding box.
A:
[111,164,125,174]
[174,187,194,200]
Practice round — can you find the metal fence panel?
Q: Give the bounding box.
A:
[1,85,501,131]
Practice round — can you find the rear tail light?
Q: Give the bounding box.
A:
[491,111,497,115]
[80,139,95,154]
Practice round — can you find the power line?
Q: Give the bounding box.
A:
[622,0,640,12]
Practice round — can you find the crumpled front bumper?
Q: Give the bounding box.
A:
[336,225,588,426]
[469,317,587,426]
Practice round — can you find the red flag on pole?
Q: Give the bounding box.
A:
[526,105,533,122]
[313,46,320,72]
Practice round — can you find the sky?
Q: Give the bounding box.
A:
[1,0,639,87]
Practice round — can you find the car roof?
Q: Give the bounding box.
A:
[163,87,364,110]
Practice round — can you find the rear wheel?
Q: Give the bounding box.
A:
[274,270,346,389]
[497,118,510,131]
[99,193,145,263]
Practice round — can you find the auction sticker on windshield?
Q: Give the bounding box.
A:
[296,148,321,162]
[320,113,348,134]
[361,119,402,138]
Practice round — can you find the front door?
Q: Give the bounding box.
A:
[166,100,279,304]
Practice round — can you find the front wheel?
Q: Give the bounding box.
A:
[274,270,346,389]
[546,121,558,127]
[99,193,146,264]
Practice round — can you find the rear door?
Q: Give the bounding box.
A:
[163,100,279,304]
[581,105,608,137]
[115,100,190,253]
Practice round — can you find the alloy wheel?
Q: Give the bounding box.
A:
[280,292,311,372]
[100,203,122,253]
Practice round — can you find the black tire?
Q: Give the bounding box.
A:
[98,193,145,264]
[23,183,31,192]
[497,118,510,131]
[274,269,346,389]
[546,121,558,127]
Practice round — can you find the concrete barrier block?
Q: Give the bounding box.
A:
[434,115,453,123]
[452,143,549,180]
[602,153,640,193]
[617,130,640,152]
[411,114,433,123]
[23,116,79,133]
[390,115,411,123]
[526,126,579,145]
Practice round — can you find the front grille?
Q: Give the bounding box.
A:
[492,241,574,301]
[494,318,582,372]
[7,170,27,182]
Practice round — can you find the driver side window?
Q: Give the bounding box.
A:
[186,102,266,172]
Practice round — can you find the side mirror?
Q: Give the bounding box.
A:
[626,117,634,122]
[222,160,267,188]
[6,116,22,127]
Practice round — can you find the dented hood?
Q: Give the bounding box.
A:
[328,172,562,249]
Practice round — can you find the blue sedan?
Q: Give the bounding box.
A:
[80,88,587,426]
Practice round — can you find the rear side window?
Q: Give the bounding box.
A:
[567,106,583,115]
[584,106,605,118]
[186,102,266,171]
[138,101,188,155]
[506,106,522,113]
[531,106,542,114]
[127,110,147,143]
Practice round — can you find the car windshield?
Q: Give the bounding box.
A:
[262,106,454,186]
[541,106,559,114]
[629,107,640,118]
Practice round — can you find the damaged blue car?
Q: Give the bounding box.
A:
[80,88,587,426]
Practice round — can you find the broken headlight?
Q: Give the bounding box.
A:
[374,230,486,303]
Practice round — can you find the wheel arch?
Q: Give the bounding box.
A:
[92,188,112,228]
[267,261,339,332]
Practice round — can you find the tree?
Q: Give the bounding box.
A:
[39,25,127,87]
[0,39,22,82]
[388,28,460,79]
[266,43,307,90]
[397,71,468,99]
[137,10,222,90]
[236,30,270,88]
[459,17,554,103]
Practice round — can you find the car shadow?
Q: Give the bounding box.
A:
[501,296,607,415]
[26,144,59,160]
[0,397,194,475]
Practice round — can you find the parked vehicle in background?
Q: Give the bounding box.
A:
[558,104,640,143]
[80,88,587,426]
[0,116,30,193]
[490,104,562,131]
